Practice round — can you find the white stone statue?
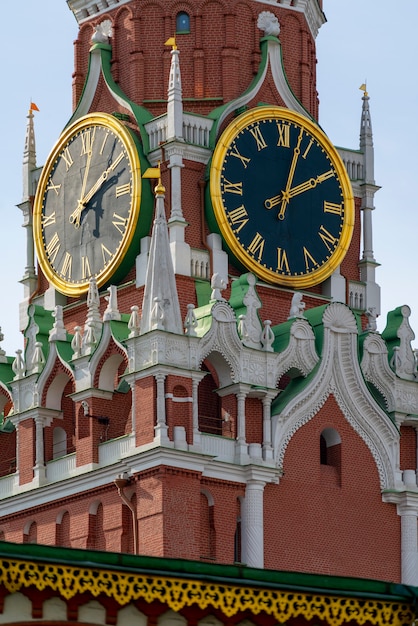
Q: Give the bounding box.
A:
[210,273,227,301]
[288,292,306,319]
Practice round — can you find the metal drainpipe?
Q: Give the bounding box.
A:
[114,475,139,555]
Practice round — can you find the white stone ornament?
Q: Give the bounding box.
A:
[184,304,198,337]
[288,292,306,319]
[12,349,26,380]
[210,273,227,301]
[49,305,67,342]
[91,19,112,44]
[103,285,121,321]
[71,326,83,359]
[261,320,275,352]
[257,11,280,37]
[128,306,141,338]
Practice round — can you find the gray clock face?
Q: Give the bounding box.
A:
[34,114,142,296]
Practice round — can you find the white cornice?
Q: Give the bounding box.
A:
[68,0,325,38]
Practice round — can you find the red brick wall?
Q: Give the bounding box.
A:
[264,395,401,581]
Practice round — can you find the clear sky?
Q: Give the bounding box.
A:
[0,1,417,355]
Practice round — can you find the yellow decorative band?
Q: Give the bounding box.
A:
[0,558,414,626]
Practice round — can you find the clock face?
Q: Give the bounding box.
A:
[33,113,143,296]
[209,107,355,288]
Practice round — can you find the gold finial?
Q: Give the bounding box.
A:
[165,36,177,50]
[359,82,368,97]
[143,162,165,193]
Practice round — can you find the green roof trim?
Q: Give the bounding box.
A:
[0,541,416,605]
[0,359,14,388]
[110,314,131,344]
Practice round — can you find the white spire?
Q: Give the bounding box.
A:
[140,174,183,335]
[22,105,37,201]
[166,38,183,141]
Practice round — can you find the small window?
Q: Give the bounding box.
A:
[176,11,190,33]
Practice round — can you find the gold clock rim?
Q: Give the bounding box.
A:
[33,112,142,297]
[209,106,355,288]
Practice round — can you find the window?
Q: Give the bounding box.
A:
[176,12,190,33]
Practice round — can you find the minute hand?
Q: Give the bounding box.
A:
[287,169,335,199]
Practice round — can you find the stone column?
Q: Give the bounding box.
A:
[235,389,248,462]
[241,479,265,568]
[191,375,201,449]
[399,505,418,585]
[33,416,46,485]
[154,373,169,444]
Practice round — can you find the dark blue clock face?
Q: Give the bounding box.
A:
[210,108,354,287]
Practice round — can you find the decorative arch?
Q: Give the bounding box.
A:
[272,303,400,490]
[200,489,216,560]
[87,501,106,551]
[56,510,71,547]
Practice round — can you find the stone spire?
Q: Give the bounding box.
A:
[19,104,38,308]
[140,173,183,335]
[166,37,183,142]
[358,85,381,315]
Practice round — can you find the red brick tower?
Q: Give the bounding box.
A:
[3,0,418,592]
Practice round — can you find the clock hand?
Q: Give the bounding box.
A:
[287,169,335,199]
[69,132,96,229]
[277,127,304,220]
[69,150,124,228]
[263,169,335,218]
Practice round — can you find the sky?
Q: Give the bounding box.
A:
[0,1,417,355]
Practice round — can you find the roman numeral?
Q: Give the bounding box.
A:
[46,181,61,195]
[109,151,124,171]
[41,212,56,228]
[228,205,249,233]
[229,144,251,168]
[45,233,60,263]
[247,232,265,261]
[303,247,318,271]
[80,128,96,155]
[302,137,314,159]
[277,123,290,148]
[101,244,113,264]
[112,212,129,234]
[61,147,74,171]
[223,179,243,195]
[115,183,131,198]
[81,255,92,280]
[319,225,338,252]
[60,252,72,279]
[277,247,290,273]
[324,201,343,215]
[100,132,109,155]
[249,125,267,151]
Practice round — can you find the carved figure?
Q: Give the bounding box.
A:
[288,292,306,319]
[210,273,227,301]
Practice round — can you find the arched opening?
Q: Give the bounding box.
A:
[176,11,190,33]
[56,510,71,547]
[87,501,106,550]
[198,363,222,435]
[200,490,215,560]
[23,521,37,544]
[320,428,342,485]
[53,426,67,459]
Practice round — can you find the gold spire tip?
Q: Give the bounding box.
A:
[164,36,177,50]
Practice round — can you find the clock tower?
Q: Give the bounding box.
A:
[5,0,418,602]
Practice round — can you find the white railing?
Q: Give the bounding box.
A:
[99,434,135,465]
[145,114,214,151]
[46,453,77,483]
[201,433,236,462]
[0,473,18,498]
[348,281,366,311]
[337,148,364,182]
[191,249,210,279]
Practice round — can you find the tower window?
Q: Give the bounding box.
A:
[176,12,190,33]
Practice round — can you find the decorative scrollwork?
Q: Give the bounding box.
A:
[0,558,414,626]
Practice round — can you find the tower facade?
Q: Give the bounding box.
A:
[1,1,418,609]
